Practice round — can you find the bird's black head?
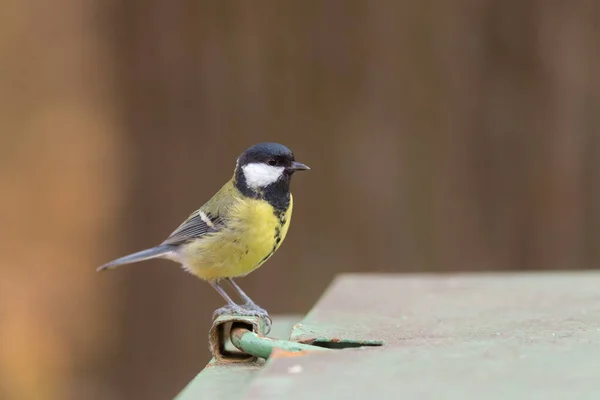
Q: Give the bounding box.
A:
[234,142,309,209]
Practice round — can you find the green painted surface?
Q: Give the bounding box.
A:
[244,339,600,399]
[178,272,600,399]
[290,272,600,347]
[244,272,600,399]
[175,315,300,400]
[175,359,264,400]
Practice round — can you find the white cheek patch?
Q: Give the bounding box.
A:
[242,163,285,189]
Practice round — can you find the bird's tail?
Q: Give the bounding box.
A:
[96,244,175,272]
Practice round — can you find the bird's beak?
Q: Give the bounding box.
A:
[288,161,310,171]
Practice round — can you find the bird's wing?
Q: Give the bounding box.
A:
[161,209,221,246]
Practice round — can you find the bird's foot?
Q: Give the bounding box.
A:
[212,304,248,319]
[241,302,269,316]
[241,303,272,333]
[212,303,272,334]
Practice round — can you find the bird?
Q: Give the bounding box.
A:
[97,142,309,324]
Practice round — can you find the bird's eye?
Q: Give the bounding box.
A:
[267,159,277,166]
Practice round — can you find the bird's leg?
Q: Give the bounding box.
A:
[226,278,269,316]
[210,281,247,318]
[226,278,271,333]
[210,280,271,334]
[212,279,272,333]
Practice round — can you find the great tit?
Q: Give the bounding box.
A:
[97,142,309,323]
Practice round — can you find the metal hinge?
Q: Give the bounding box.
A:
[209,315,330,362]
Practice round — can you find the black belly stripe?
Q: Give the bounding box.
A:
[258,210,287,265]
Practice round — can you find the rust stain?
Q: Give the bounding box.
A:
[270,348,316,359]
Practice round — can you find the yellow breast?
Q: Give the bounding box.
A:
[181,195,293,280]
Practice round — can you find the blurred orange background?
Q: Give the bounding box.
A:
[1,1,600,399]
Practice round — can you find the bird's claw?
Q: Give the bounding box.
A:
[212,304,272,334]
[242,302,268,315]
[212,304,247,319]
[241,303,272,330]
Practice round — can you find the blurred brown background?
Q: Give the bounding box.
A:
[1,1,600,399]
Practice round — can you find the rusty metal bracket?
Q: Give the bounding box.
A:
[209,315,270,363]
